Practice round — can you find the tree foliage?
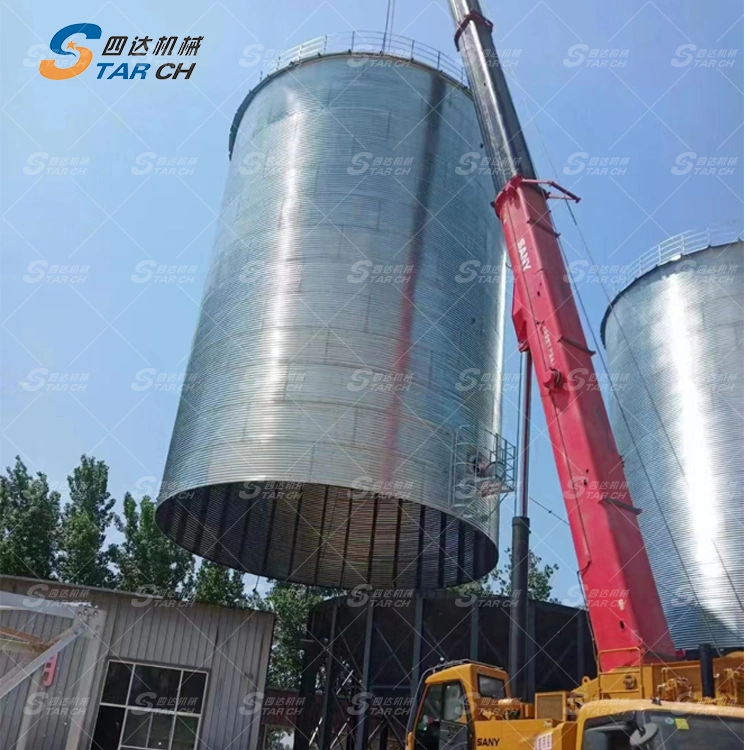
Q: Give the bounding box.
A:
[113,493,194,597]
[0,457,60,579]
[194,560,247,608]
[57,455,117,587]
[500,548,560,603]
[453,547,560,602]
[263,582,332,689]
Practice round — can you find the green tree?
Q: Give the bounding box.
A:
[57,455,116,587]
[263,582,337,689]
[494,548,560,602]
[113,493,194,597]
[194,560,247,608]
[453,547,559,602]
[0,457,60,579]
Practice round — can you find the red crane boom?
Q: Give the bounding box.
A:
[448,0,677,671]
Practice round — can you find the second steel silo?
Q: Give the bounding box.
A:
[156,35,510,589]
[601,228,744,649]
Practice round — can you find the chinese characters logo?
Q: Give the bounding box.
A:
[40,25,203,81]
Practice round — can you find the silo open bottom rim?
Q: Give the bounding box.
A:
[156,481,498,590]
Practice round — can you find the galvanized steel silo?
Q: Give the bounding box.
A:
[156,35,510,589]
[601,228,744,648]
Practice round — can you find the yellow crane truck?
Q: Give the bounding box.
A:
[406,658,743,750]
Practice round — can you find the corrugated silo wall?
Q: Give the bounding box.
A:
[602,241,744,649]
[156,53,507,589]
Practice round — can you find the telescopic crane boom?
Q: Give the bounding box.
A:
[447,0,676,671]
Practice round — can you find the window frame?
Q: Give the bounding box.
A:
[441,682,468,725]
[580,713,638,750]
[414,680,472,750]
[415,683,444,736]
[476,673,506,700]
[95,658,209,750]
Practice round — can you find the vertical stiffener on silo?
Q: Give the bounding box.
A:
[156,36,512,589]
[601,229,744,648]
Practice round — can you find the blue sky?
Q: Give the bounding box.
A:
[1,0,743,600]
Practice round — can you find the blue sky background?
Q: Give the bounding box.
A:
[1,0,743,601]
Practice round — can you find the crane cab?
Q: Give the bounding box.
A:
[406,661,531,750]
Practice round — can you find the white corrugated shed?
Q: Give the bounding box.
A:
[0,575,275,750]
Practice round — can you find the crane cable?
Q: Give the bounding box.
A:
[383,0,396,52]
[509,79,733,645]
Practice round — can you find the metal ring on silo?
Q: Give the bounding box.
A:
[601,226,744,649]
[156,34,510,589]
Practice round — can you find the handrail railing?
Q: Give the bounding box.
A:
[617,223,743,294]
[255,31,468,87]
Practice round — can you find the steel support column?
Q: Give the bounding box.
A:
[509,351,532,701]
[319,603,339,750]
[355,602,374,750]
[469,600,479,661]
[293,638,321,750]
[410,594,424,697]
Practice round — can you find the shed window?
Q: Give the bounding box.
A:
[90,660,207,750]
